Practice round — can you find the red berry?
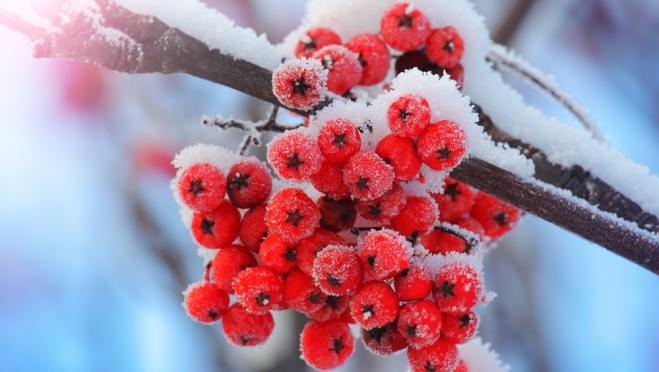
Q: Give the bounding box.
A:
[317,118,361,163]
[312,245,363,296]
[425,27,465,69]
[272,58,326,110]
[317,196,357,233]
[307,294,350,322]
[470,192,520,239]
[295,27,342,58]
[350,281,400,329]
[266,187,321,244]
[398,300,443,349]
[313,45,363,95]
[267,131,322,181]
[283,268,327,314]
[416,120,467,171]
[211,244,257,294]
[300,319,354,370]
[233,266,284,315]
[343,150,394,200]
[446,63,464,91]
[259,234,298,274]
[178,163,226,212]
[390,195,437,239]
[344,33,391,85]
[361,322,408,356]
[183,282,229,323]
[380,3,431,51]
[395,50,432,75]
[238,204,269,253]
[387,94,431,137]
[222,303,274,347]
[407,338,459,372]
[296,228,346,277]
[360,229,411,280]
[433,262,484,315]
[226,159,272,209]
[454,359,469,372]
[433,177,477,222]
[394,264,432,301]
[421,218,484,255]
[191,200,241,249]
[356,183,407,223]
[375,134,422,181]
[310,159,351,200]
[440,311,479,344]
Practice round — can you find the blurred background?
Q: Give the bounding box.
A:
[1,0,659,371]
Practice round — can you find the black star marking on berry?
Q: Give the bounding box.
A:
[440,281,456,297]
[327,275,341,287]
[333,133,347,148]
[443,40,455,52]
[307,291,324,304]
[292,77,310,95]
[241,336,252,346]
[406,324,417,337]
[350,227,360,235]
[229,173,250,191]
[200,218,215,235]
[208,310,218,320]
[283,247,297,261]
[366,255,376,267]
[357,53,368,68]
[399,268,409,277]
[398,14,413,28]
[437,146,452,159]
[399,108,411,120]
[458,314,472,328]
[366,326,388,342]
[444,182,461,201]
[286,209,304,227]
[255,292,270,307]
[303,38,317,51]
[325,295,340,309]
[424,361,437,372]
[464,242,474,255]
[340,210,353,226]
[356,176,370,191]
[407,230,420,245]
[368,203,383,219]
[260,231,268,242]
[362,305,374,316]
[330,337,344,354]
[494,212,508,226]
[286,153,304,170]
[189,180,205,196]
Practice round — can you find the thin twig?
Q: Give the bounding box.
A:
[434,223,482,254]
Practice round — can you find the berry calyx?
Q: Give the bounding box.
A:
[295,27,342,58]
[416,120,467,171]
[177,163,227,212]
[361,322,408,356]
[266,187,321,244]
[356,183,407,223]
[387,94,431,137]
[380,3,431,51]
[191,199,241,249]
[425,27,465,69]
[233,266,284,315]
[349,281,400,329]
[222,303,275,347]
[267,131,323,181]
[317,118,361,163]
[259,234,298,274]
[344,33,391,85]
[272,58,327,110]
[300,319,355,370]
[343,150,394,200]
[226,159,272,209]
[359,229,411,280]
[440,311,479,344]
[211,244,258,294]
[397,300,443,349]
[432,177,477,222]
[312,245,363,296]
[183,282,230,324]
[432,262,484,315]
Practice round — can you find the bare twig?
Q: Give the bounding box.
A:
[434,223,482,254]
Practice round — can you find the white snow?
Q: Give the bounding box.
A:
[458,337,511,372]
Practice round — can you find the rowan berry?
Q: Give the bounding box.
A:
[390,195,437,239]
[317,196,356,233]
[397,300,443,349]
[272,58,327,110]
[296,228,346,277]
[395,50,432,75]
[259,234,298,274]
[470,192,520,239]
[238,204,269,253]
[182,282,230,324]
[266,187,321,244]
[416,120,467,171]
[433,262,484,314]
[343,150,394,200]
[312,245,363,296]
[356,183,407,223]
[433,177,477,222]
[349,281,400,329]
[310,159,351,200]
[222,303,274,347]
[425,27,465,69]
[177,163,226,212]
[211,244,257,294]
[300,319,355,370]
[454,360,470,372]
[394,264,432,301]
[226,159,272,209]
[375,134,422,181]
[387,94,431,137]
[191,199,241,249]
[307,294,350,322]
[407,338,459,372]
[267,131,322,181]
[380,3,431,51]
[344,33,391,85]
[440,310,479,344]
[312,45,363,95]
[295,27,342,58]
[317,118,361,163]
[361,322,409,356]
[233,266,284,315]
[360,229,411,280]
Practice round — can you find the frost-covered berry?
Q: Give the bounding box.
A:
[300,319,355,370]
[395,50,432,75]
[259,234,298,274]
[421,218,484,256]
[267,131,322,181]
[416,120,467,172]
[307,294,350,322]
[312,45,363,96]
[239,204,269,253]
[433,262,484,315]
[296,228,346,277]
[312,245,363,296]
[317,196,356,233]
[433,177,477,222]
[222,303,274,347]
[376,134,422,181]
[191,200,241,249]
[390,195,437,239]
[361,322,408,356]
[273,58,327,110]
[211,244,257,294]
[349,281,400,329]
[360,229,411,280]
[356,183,407,223]
[394,264,433,301]
[183,282,230,324]
[310,160,351,200]
[380,2,431,52]
[283,268,327,314]
[343,150,394,200]
[266,187,321,244]
[407,338,459,372]
[226,159,272,209]
[387,94,431,137]
[470,192,520,239]
[233,266,284,315]
[344,33,391,85]
[317,118,361,163]
[295,27,342,58]
[177,163,227,212]
[440,311,479,344]
[397,300,443,349]
[425,27,465,69]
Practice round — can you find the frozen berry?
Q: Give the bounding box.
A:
[313,245,363,296]
[183,282,229,323]
[387,94,431,137]
[260,234,298,274]
[267,131,322,181]
[397,300,443,349]
[407,338,459,372]
[356,183,407,223]
[416,120,467,171]
[425,27,465,69]
[300,319,354,370]
[234,266,284,315]
[441,311,479,344]
[343,150,394,200]
[310,159,351,200]
[390,195,437,239]
[211,244,257,294]
[350,281,400,329]
[470,192,520,239]
[317,196,356,233]
[272,58,327,110]
[421,219,484,256]
[297,228,346,277]
[394,264,432,301]
[307,294,350,322]
[345,33,391,85]
[313,45,363,95]
[454,360,470,372]
[375,134,422,181]
[361,322,408,356]
[239,204,269,253]
[317,118,361,163]
[191,200,241,249]
[266,187,321,244]
[295,27,342,58]
[226,159,272,209]
[177,163,226,212]
[222,303,274,347]
[380,3,431,51]
[283,268,327,314]
[433,178,477,222]
[433,262,484,315]
[395,50,432,75]
[360,229,411,280]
